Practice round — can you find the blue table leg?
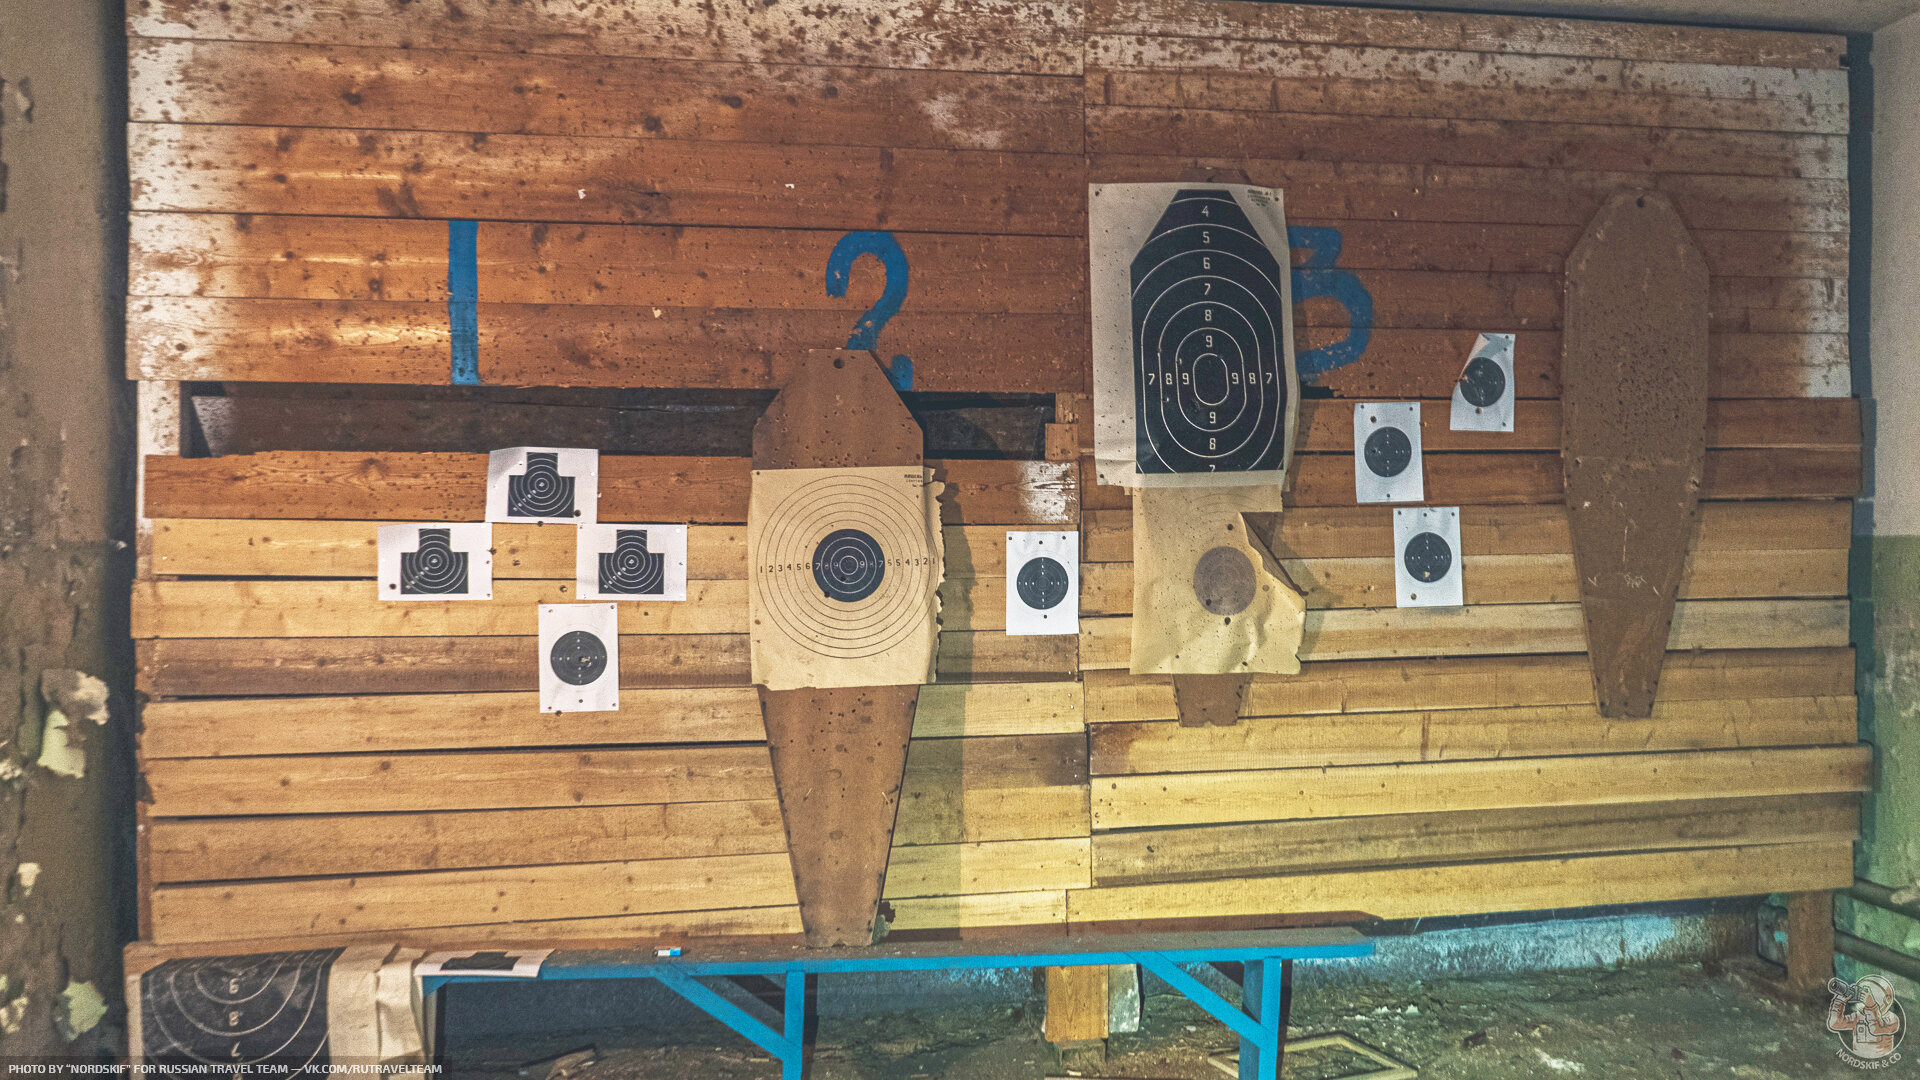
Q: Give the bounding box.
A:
[1237,959,1285,1080]
[782,967,808,1080]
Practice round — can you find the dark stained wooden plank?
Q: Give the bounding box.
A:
[1564,190,1711,717]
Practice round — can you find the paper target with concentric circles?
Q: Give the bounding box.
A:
[1090,183,1299,489]
[749,467,944,690]
[138,948,343,1067]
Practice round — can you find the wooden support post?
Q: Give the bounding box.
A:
[1045,965,1110,1058]
[1786,890,1836,997]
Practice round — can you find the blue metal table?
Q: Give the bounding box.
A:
[421,928,1372,1080]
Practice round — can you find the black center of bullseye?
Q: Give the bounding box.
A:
[813,528,885,603]
[1364,426,1413,477]
[1403,531,1454,583]
[1016,556,1070,611]
[1459,355,1507,408]
[1191,354,1231,408]
[549,630,608,686]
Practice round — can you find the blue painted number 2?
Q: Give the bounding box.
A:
[1287,225,1373,378]
[825,231,913,391]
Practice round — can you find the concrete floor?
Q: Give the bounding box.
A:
[450,960,1883,1079]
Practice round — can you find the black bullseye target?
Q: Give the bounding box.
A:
[399,527,469,595]
[754,473,938,661]
[139,948,342,1067]
[1363,426,1413,478]
[1402,531,1454,583]
[1015,556,1070,611]
[1459,356,1507,408]
[549,630,609,686]
[507,451,576,519]
[599,529,665,596]
[1130,190,1289,475]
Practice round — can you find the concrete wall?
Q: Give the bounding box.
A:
[0,0,131,1059]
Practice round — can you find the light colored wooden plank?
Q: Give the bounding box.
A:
[1065,843,1855,925]
[1090,696,1856,775]
[1090,793,1861,886]
[140,687,766,758]
[1090,745,1869,830]
[886,890,1068,932]
[132,578,748,637]
[148,800,787,882]
[882,838,1091,899]
[149,852,801,943]
[128,0,1087,75]
[895,734,1090,846]
[911,682,1085,738]
[1081,649,1856,722]
[146,745,776,817]
[1077,598,1851,668]
[1045,965,1110,1043]
[130,38,1086,152]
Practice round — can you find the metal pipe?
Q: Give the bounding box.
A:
[1837,931,1920,987]
[1848,879,1920,924]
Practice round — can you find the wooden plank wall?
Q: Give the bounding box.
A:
[126,0,1863,949]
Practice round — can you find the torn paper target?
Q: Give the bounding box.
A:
[1091,183,1299,489]
[576,523,687,601]
[1450,333,1516,432]
[539,603,619,713]
[415,949,551,979]
[1130,487,1305,675]
[1394,506,1463,608]
[377,523,492,600]
[1354,402,1425,504]
[748,466,943,690]
[487,447,598,524]
[1006,531,1079,636]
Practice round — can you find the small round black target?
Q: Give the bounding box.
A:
[549,630,609,686]
[1402,531,1454,584]
[1193,545,1257,616]
[1363,426,1413,478]
[1015,556,1070,611]
[812,528,886,603]
[1459,355,1507,408]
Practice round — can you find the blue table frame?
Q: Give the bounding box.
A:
[421,928,1371,1080]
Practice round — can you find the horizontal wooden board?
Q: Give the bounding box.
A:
[1292,398,1859,454]
[888,890,1070,932]
[147,745,778,817]
[1091,745,1869,830]
[144,453,1077,525]
[129,124,1087,235]
[149,851,801,943]
[131,39,1087,153]
[141,687,766,757]
[1082,648,1855,722]
[1085,0,1844,69]
[882,838,1091,899]
[1091,793,1861,886]
[136,631,1073,696]
[1090,696,1856,775]
[896,733,1090,846]
[910,681,1086,738]
[128,0,1088,75]
[1078,598,1850,668]
[1065,842,1854,925]
[1082,500,1852,563]
[149,799,788,882]
[132,578,748,637]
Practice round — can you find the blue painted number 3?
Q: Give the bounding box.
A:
[826,231,913,391]
[1287,225,1373,378]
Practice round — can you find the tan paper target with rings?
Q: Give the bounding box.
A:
[748,465,945,690]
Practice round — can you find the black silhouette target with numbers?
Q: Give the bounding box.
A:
[755,473,937,661]
[1131,189,1289,475]
[140,948,342,1068]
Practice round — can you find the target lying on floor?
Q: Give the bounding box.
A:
[576,523,687,601]
[1006,530,1079,636]
[376,523,492,600]
[1090,183,1299,489]
[539,602,619,713]
[487,446,598,524]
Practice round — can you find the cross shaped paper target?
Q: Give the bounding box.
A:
[1006,531,1079,636]
[1354,402,1425,504]
[377,523,492,600]
[576,524,687,601]
[1394,506,1463,607]
[538,603,619,713]
[487,447,598,524]
[1450,332,1517,432]
[1090,183,1299,489]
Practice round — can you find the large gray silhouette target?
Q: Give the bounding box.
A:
[1130,189,1289,475]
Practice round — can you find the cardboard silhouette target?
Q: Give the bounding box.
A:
[1563,191,1710,718]
[749,350,940,946]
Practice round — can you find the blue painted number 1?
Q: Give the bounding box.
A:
[825,231,913,391]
